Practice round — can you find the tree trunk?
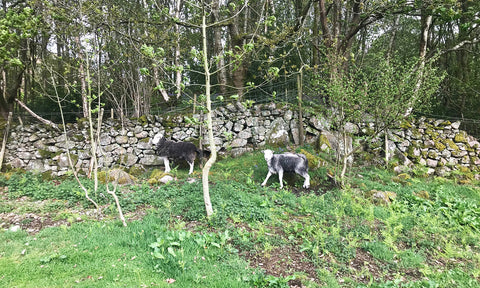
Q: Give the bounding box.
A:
[75,36,89,118]
[212,0,227,95]
[312,1,320,67]
[0,69,24,120]
[297,72,304,146]
[405,11,432,116]
[201,8,215,218]
[228,5,248,98]
[0,112,13,170]
[231,65,246,98]
[174,0,183,99]
[387,15,400,61]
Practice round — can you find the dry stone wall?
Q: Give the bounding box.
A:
[4,103,307,176]
[387,117,480,177]
[3,102,480,178]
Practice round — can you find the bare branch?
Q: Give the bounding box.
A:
[436,38,480,57]
[15,99,60,131]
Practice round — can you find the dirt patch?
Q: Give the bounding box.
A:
[240,246,317,287]
[0,212,69,233]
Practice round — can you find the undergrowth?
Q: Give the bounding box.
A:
[0,151,479,287]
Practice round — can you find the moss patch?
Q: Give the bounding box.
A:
[433,140,446,152]
[316,134,332,151]
[300,149,326,169]
[425,128,439,139]
[413,190,430,200]
[98,169,136,185]
[38,149,61,159]
[392,173,412,185]
[443,139,459,151]
[438,120,452,127]
[399,120,412,129]
[148,169,169,185]
[454,132,468,143]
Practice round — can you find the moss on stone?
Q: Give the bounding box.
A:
[72,134,84,142]
[365,190,397,205]
[425,128,439,139]
[470,156,479,165]
[148,169,169,185]
[317,134,332,151]
[300,149,326,169]
[98,169,136,185]
[465,146,475,153]
[38,149,61,159]
[129,165,146,177]
[427,151,438,159]
[458,165,471,174]
[406,146,421,163]
[443,139,459,151]
[454,131,468,143]
[72,154,79,164]
[392,173,412,185]
[397,173,411,180]
[76,118,89,128]
[98,171,107,183]
[434,140,446,152]
[40,171,54,181]
[411,128,423,139]
[399,120,412,129]
[413,190,430,200]
[137,115,149,126]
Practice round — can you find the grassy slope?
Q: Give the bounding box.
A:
[0,150,479,287]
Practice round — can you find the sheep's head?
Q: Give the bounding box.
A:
[263,149,274,161]
[151,133,164,145]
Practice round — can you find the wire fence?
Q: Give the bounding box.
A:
[9,82,480,140]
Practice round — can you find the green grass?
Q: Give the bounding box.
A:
[1,151,480,287]
[0,215,258,287]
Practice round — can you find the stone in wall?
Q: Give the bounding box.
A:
[266,118,290,146]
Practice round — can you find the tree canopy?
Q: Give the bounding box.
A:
[0,0,479,124]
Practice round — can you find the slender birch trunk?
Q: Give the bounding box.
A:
[201,7,215,217]
[174,0,183,99]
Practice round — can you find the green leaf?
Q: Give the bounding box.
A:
[167,247,176,257]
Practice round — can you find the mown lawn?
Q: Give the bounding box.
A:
[0,150,479,287]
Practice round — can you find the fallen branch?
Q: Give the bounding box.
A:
[15,98,60,131]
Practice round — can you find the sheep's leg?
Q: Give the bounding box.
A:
[188,161,194,174]
[261,171,273,186]
[278,170,284,189]
[163,157,171,173]
[301,172,310,188]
